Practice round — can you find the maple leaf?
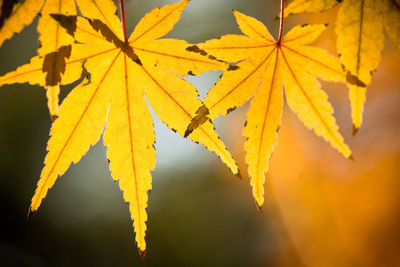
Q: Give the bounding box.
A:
[0,0,116,119]
[27,0,238,254]
[284,0,340,15]
[284,0,400,132]
[187,11,352,208]
[0,0,43,47]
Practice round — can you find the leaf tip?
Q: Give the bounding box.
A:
[348,154,355,162]
[256,202,263,212]
[183,129,192,138]
[51,114,58,122]
[226,106,237,114]
[50,14,77,37]
[139,249,146,260]
[235,169,243,179]
[352,125,359,136]
[27,208,37,220]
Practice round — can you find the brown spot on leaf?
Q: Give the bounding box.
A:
[227,64,239,71]
[88,19,142,65]
[50,14,77,36]
[226,106,236,114]
[346,72,366,87]
[42,45,72,86]
[185,49,224,63]
[186,45,207,56]
[0,0,17,29]
[184,105,210,137]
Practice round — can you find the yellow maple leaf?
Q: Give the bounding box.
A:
[285,0,339,15]
[284,0,400,132]
[0,0,43,47]
[27,0,238,254]
[189,11,351,208]
[0,0,119,119]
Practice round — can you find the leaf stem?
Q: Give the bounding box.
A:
[119,0,128,42]
[276,0,285,46]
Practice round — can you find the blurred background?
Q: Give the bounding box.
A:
[1,0,400,266]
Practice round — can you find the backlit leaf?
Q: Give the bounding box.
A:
[284,0,400,131]
[0,0,116,119]
[27,0,238,254]
[284,0,339,16]
[0,0,44,46]
[379,0,400,49]
[189,11,351,208]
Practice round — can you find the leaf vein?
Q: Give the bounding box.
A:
[255,48,280,200]
[210,47,277,111]
[132,46,222,65]
[280,48,341,146]
[123,53,143,244]
[282,44,344,76]
[31,50,122,209]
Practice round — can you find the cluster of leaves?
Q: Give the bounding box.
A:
[285,0,400,132]
[0,0,240,255]
[0,0,398,256]
[190,11,352,208]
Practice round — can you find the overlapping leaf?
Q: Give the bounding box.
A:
[188,11,351,208]
[0,0,43,47]
[285,0,339,15]
[27,0,238,254]
[284,0,400,132]
[0,0,118,119]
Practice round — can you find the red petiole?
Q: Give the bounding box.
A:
[119,0,128,42]
[276,0,285,46]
